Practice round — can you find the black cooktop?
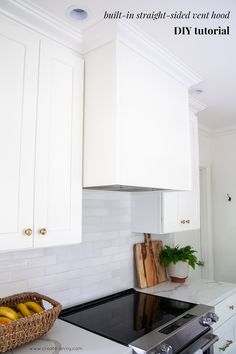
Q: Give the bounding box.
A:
[59,289,197,345]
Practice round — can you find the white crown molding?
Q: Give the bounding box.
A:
[211,125,236,137]
[199,123,236,138]
[0,1,202,87]
[0,0,83,51]
[82,19,202,88]
[198,124,213,138]
[189,97,208,114]
[0,1,201,87]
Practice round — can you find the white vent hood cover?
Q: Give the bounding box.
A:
[82,21,202,192]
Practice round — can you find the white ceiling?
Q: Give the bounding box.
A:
[14,0,236,130]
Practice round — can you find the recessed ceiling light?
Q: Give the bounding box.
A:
[189,88,203,95]
[195,89,203,94]
[69,8,88,21]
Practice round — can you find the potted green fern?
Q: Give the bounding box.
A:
[159,245,203,283]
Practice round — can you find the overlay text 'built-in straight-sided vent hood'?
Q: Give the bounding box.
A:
[82,21,201,192]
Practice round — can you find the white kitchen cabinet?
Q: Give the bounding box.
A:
[213,293,236,354]
[0,16,39,250]
[0,17,83,250]
[83,41,193,191]
[131,112,200,234]
[213,293,236,329]
[214,316,236,354]
[34,39,83,248]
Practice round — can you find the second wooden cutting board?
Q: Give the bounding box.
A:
[134,233,166,288]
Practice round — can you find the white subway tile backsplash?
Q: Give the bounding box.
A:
[120,230,135,238]
[11,268,44,282]
[49,288,81,307]
[0,271,12,284]
[31,280,70,294]
[89,255,114,266]
[82,216,103,224]
[0,191,164,307]
[0,249,45,260]
[112,237,131,246]
[101,244,127,255]
[44,263,71,275]
[83,207,111,216]
[0,281,29,297]
[0,259,28,271]
[119,200,130,207]
[84,231,120,241]
[69,272,112,288]
[27,255,57,268]
[28,273,68,288]
[112,251,133,262]
[111,207,130,216]
[86,240,113,249]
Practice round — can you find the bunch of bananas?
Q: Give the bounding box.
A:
[0,301,43,326]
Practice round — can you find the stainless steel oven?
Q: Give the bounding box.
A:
[179,332,218,353]
[59,289,219,354]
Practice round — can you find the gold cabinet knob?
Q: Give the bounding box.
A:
[39,228,47,236]
[24,228,32,236]
[180,220,186,224]
[186,220,190,224]
[229,305,234,310]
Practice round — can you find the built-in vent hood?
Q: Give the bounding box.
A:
[82,21,201,192]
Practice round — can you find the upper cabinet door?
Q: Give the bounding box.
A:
[0,17,39,250]
[162,113,200,233]
[34,39,84,248]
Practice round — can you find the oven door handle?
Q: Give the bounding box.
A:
[180,333,219,353]
[201,334,219,351]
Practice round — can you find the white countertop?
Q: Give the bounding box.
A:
[11,279,236,354]
[139,279,236,306]
[12,319,131,354]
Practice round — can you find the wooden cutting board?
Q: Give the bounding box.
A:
[134,234,166,288]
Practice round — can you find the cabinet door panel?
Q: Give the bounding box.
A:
[162,113,200,233]
[0,18,38,250]
[162,192,182,233]
[214,293,236,329]
[214,315,236,354]
[34,39,83,247]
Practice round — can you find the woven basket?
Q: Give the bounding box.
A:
[0,292,62,353]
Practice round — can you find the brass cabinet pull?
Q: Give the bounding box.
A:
[180,220,191,224]
[229,305,234,310]
[219,339,233,351]
[39,228,47,236]
[24,228,32,236]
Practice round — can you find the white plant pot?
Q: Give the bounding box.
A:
[167,261,189,283]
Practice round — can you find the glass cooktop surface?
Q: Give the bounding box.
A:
[59,289,196,345]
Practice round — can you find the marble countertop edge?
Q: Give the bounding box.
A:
[137,278,236,306]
